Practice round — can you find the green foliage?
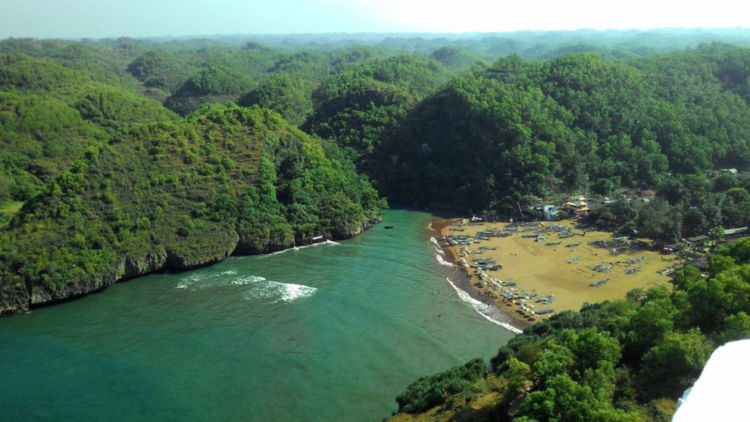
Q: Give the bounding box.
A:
[395,358,487,414]
[238,73,312,125]
[374,48,750,214]
[127,50,194,92]
[0,54,175,205]
[395,236,750,419]
[0,103,383,311]
[165,65,254,115]
[304,77,415,162]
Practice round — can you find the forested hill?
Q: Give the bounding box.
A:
[0,54,177,223]
[0,59,383,314]
[368,45,750,242]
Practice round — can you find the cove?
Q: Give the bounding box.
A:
[0,209,514,421]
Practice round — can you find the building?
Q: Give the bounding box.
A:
[562,200,591,217]
[542,205,559,220]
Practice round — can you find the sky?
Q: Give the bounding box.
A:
[0,0,749,39]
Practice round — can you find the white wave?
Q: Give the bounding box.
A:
[276,282,317,303]
[269,240,340,255]
[177,271,316,303]
[435,254,453,267]
[429,236,440,248]
[243,280,317,303]
[176,270,239,289]
[269,248,292,256]
[230,275,266,286]
[427,222,436,231]
[434,246,446,255]
[445,277,522,334]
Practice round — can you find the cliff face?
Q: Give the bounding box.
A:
[0,103,384,315]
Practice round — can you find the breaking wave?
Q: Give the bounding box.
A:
[175,270,240,289]
[268,240,340,256]
[445,277,522,334]
[435,254,453,267]
[176,271,316,303]
[243,280,317,303]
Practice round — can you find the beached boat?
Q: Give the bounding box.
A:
[590,278,610,287]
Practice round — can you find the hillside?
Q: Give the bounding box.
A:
[0,103,383,314]
[0,54,177,224]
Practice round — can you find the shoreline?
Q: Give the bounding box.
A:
[430,217,529,333]
[430,215,677,332]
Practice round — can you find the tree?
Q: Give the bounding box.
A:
[638,329,713,399]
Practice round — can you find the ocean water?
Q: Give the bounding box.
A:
[0,210,515,421]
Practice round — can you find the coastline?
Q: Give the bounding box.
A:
[2,217,380,317]
[430,217,529,333]
[430,215,676,332]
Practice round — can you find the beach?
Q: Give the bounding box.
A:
[434,217,679,327]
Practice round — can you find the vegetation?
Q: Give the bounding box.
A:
[374,47,750,215]
[588,172,750,243]
[0,54,176,221]
[0,60,383,314]
[393,237,750,420]
[4,32,750,420]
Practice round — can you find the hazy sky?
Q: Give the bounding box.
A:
[0,0,748,39]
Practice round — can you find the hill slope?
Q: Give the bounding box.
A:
[0,103,383,314]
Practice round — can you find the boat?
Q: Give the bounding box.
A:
[384,225,394,229]
[590,278,610,287]
[546,241,562,246]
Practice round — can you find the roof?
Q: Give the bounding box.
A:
[673,340,750,421]
[724,227,748,236]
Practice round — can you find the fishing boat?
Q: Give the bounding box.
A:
[590,278,610,287]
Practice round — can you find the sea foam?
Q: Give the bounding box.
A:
[177,271,316,303]
[176,270,239,290]
[243,280,317,303]
[435,254,453,267]
[268,240,340,256]
[445,277,522,334]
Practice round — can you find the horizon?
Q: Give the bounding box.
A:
[1,0,749,39]
[2,27,749,43]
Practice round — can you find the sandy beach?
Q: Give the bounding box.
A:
[434,217,679,327]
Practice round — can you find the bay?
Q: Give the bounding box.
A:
[0,209,514,421]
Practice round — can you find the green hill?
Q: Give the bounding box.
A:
[0,54,176,222]
[373,49,750,215]
[0,103,383,314]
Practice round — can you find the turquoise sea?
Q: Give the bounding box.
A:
[0,210,516,421]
